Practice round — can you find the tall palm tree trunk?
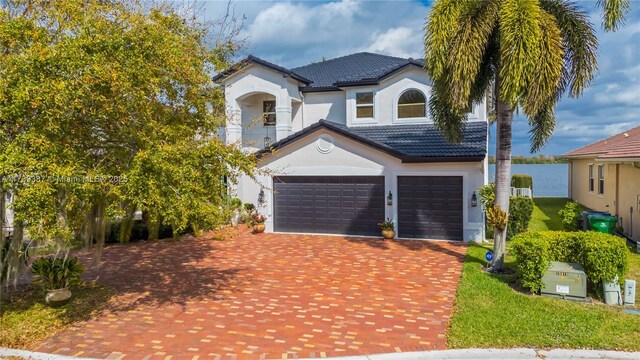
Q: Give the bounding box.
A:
[493,75,513,270]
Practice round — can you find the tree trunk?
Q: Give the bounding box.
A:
[148,213,160,241]
[493,75,513,271]
[118,203,136,243]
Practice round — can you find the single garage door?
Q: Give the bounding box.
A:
[273,176,385,236]
[398,176,463,240]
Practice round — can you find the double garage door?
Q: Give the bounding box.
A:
[273,175,463,240]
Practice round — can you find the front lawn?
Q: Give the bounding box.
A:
[529,197,569,231]
[448,244,640,350]
[0,283,113,349]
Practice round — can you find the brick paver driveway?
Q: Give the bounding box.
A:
[34,229,467,360]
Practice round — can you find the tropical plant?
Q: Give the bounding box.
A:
[424,0,629,269]
[378,218,395,230]
[31,257,84,290]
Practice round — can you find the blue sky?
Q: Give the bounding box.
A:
[200,0,640,156]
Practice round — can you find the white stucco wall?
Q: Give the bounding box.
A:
[344,67,486,126]
[234,128,486,242]
[299,92,347,130]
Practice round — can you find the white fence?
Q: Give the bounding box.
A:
[511,187,533,198]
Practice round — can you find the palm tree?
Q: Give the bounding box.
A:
[424,0,630,270]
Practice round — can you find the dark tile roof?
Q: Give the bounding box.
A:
[214,52,425,91]
[258,120,487,163]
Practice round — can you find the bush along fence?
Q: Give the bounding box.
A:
[510,231,629,294]
[479,182,534,240]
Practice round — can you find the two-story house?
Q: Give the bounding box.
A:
[214,52,489,242]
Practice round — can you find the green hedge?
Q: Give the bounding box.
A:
[511,231,629,293]
[511,174,533,191]
[507,197,534,239]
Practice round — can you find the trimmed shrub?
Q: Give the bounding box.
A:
[511,174,533,191]
[511,231,629,293]
[558,201,583,231]
[507,197,534,240]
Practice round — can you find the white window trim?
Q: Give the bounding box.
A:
[349,87,378,125]
[597,164,605,197]
[588,163,594,194]
[263,100,276,126]
[393,88,428,124]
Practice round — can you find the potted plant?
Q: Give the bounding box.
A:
[31,256,84,307]
[242,203,256,224]
[378,218,395,239]
[252,214,266,233]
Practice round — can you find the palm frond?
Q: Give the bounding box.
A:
[470,28,500,105]
[445,0,500,110]
[429,80,467,143]
[522,10,564,117]
[597,0,631,31]
[528,103,556,153]
[540,0,598,98]
[498,0,543,106]
[424,0,465,79]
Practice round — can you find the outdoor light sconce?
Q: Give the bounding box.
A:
[258,189,265,205]
[264,136,272,148]
[471,191,478,207]
[387,191,393,205]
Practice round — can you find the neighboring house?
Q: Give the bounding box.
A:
[565,126,640,241]
[214,52,489,242]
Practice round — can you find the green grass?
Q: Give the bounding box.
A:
[0,283,113,349]
[448,244,640,350]
[529,197,569,231]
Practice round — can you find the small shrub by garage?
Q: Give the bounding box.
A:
[511,174,533,191]
[511,231,629,293]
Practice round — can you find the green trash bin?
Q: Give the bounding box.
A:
[588,214,618,234]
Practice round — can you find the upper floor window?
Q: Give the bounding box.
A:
[597,164,605,195]
[263,100,276,126]
[588,164,594,192]
[398,89,426,118]
[356,92,374,118]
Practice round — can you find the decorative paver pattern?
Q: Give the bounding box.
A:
[33,228,467,359]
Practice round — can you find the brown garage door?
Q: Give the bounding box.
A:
[273,176,385,236]
[398,176,463,240]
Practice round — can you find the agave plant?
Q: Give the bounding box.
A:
[31,257,84,290]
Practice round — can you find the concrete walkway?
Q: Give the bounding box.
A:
[2,348,640,360]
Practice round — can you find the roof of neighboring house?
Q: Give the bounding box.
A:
[257,120,487,163]
[214,52,425,92]
[565,126,640,159]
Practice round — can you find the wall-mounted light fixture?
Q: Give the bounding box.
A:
[258,189,265,205]
[264,136,272,148]
[471,191,478,207]
[387,191,393,206]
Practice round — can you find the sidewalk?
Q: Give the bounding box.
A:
[2,348,640,360]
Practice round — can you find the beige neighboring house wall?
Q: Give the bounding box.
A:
[566,126,640,242]
[568,159,640,240]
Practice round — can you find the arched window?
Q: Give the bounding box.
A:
[397,90,426,118]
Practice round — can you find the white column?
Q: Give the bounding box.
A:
[226,107,242,145]
[275,105,292,141]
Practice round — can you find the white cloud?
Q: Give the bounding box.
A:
[362,27,423,59]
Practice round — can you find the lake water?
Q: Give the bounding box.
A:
[488,163,568,198]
